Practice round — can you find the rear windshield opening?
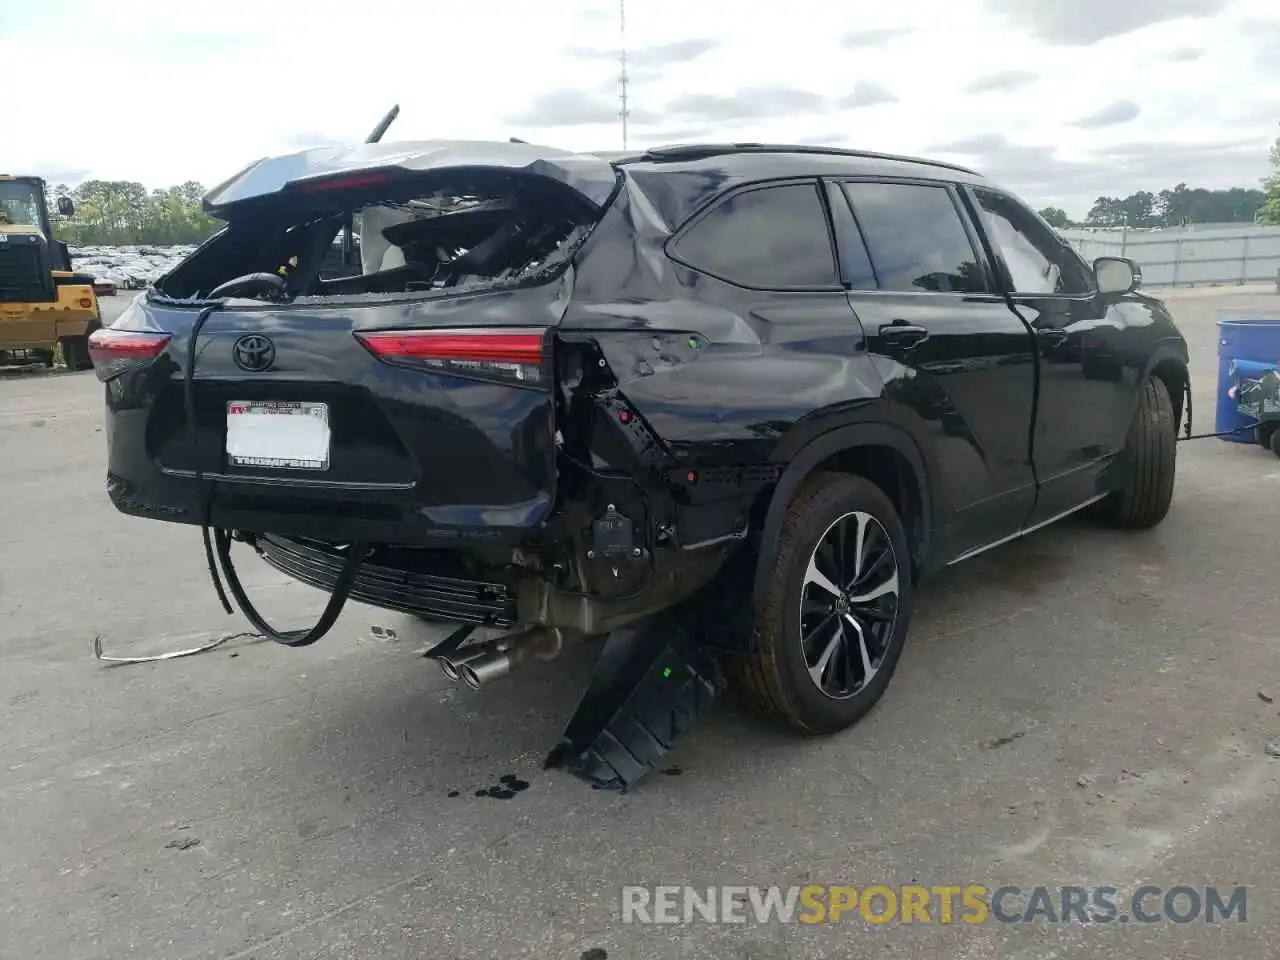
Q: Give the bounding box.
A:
[155,171,605,304]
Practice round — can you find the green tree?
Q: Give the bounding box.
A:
[53,180,220,246]
[1081,183,1265,228]
[1086,196,1124,227]
[1259,131,1280,225]
[1038,206,1071,228]
[1120,190,1157,228]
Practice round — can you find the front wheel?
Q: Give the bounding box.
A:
[732,472,913,734]
[1097,374,1176,529]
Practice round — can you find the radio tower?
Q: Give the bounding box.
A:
[618,0,630,150]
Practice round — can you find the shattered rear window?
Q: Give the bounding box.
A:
[155,173,605,304]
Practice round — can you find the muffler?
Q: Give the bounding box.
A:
[457,626,564,690]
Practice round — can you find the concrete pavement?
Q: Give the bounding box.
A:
[0,288,1277,959]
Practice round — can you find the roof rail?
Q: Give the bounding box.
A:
[632,143,979,175]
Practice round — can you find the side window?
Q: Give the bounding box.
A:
[841,182,987,294]
[671,182,838,289]
[971,189,1094,296]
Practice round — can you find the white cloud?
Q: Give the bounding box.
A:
[4,0,1277,217]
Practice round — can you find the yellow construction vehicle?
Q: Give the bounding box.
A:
[0,174,101,370]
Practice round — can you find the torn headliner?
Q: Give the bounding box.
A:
[202,140,622,218]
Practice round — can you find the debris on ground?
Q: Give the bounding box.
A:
[984,731,1026,750]
[164,837,201,851]
[468,774,532,800]
[1259,691,1274,704]
[93,632,261,665]
[1265,741,1280,759]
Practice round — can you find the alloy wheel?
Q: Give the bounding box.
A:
[799,510,900,699]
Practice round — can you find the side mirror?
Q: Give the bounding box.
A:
[57,196,75,218]
[1094,256,1138,296]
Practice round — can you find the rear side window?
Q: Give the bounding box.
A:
[841,182,987,294]
[670,182,838,289]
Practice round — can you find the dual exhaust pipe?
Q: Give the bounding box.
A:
[437,626,564,690]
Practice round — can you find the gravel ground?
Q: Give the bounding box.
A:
[1,287,1278,960]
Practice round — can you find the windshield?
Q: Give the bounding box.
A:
[0,181,43,229]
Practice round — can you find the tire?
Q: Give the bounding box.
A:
[1255,423,1274,449]
[1097,374,1176,529]
[732,471,914,734]
[1270,428,1280,459]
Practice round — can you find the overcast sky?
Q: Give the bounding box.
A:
[4,0,1278,217]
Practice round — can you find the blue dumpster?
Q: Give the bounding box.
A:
[1215,318,1280,443]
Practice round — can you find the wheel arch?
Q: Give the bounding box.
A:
[1142,344,1190,432]
[753,424,933,600]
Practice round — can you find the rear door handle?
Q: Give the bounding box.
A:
[878,322,929,347]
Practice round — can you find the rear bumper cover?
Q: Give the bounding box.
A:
[106,468,548,547]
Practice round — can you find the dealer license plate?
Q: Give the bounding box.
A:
[226,400,330,470]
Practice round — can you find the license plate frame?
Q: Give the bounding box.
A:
[225,400,331,471]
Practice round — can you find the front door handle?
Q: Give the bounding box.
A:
[1036,328,1069,348]
[878,322,929,347]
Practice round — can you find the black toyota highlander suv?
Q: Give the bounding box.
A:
[91,138,1189,787]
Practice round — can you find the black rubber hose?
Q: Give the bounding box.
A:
[183,296,366,646]
[184,301,233,615]
[214,529,366,647]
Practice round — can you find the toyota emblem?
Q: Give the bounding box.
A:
[232,334,276,373]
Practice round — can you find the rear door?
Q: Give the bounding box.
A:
[591,177,875,468]
[962,186,1124,525]
[829,178,1038,561]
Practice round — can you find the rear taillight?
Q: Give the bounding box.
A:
[354,328,547,385]
[87,329,172,382]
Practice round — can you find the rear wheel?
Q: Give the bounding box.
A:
[732,472,913,734]
[1097,374,1176,529]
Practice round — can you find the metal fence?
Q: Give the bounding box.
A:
[1060,223,1280,288]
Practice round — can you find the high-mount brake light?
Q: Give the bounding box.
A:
[87,329,172,382]
[354,329,547,385]
[294,171,393,194]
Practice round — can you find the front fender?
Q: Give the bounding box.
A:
[1138,339,1191,430]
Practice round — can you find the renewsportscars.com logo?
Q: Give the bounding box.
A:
[620,885,1248,925]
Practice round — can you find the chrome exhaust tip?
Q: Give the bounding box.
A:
[438,657,463,682]
[438,645,491,682]
[454,627,569,690]
[459,651,514,690]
